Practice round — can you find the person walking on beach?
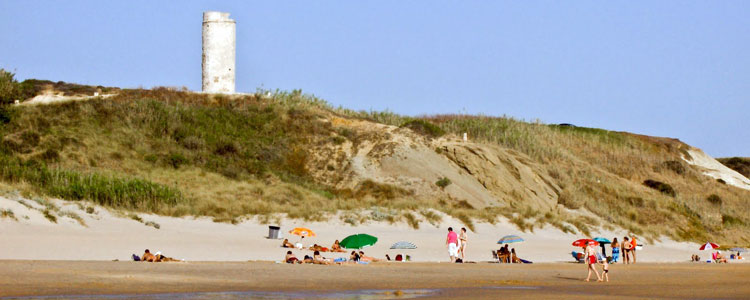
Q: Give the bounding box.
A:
[458,227,468,261]
[611,238,620,263]
[446,227,459,263]
[629,235,637,264]
[585,242,602,282]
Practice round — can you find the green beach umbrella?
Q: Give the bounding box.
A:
[340,234,378,249]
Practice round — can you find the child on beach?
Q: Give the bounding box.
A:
[597,252,609,282]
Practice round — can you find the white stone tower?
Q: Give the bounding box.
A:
[202,11,235,93]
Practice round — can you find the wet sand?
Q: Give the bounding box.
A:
[1,260,748,299]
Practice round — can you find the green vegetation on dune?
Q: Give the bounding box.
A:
[1,70,749,245]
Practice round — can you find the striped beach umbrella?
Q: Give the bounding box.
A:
[497,235,524,244]
[390,241,417,249]
[699,242,719,251]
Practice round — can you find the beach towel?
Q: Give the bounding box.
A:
[132,254,140,261]
[520,259,533,264]
[333,257,347,263]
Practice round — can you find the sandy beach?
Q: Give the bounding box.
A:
[3,196,748,298]
[0,260,749,299]
[0,196,704,263]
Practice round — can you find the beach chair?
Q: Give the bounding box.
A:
[491,251,499,262]
[571,251,585,263]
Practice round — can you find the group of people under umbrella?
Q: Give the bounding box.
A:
[694,242,746,263]
[282,227,417,264]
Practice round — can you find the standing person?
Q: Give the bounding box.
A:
[458,227,468,261]
[630,235,637,264]
[585,242,602,282]
[611,238,620,263]
[446,227,459,263]
[622,237,632,264]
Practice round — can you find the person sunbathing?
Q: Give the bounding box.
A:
[285,251,301,264]
[141,249,157,262]
[155,251,179,262]
[511,248,522,264]
[312,250,333,265]
[349,251,360,262]
[358,251,380,262]
[282,239,294,248]
[309,244,324,252]
[331,240,346,252]
[716,251,728,263]
[302,255,314,264]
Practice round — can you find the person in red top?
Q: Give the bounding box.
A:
[446,227,459,262]
[630,235,637,264]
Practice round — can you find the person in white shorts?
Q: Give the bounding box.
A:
[446,227,459,262]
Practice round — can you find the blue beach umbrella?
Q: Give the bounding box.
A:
[497,235,524,244]
[592,237,611,257]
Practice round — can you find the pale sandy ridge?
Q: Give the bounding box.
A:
[0,195,703,263]
[683,148,750,190]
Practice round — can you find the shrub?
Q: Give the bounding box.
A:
[43,209,57,223]
[0,69,18,105]
[400,119,445,138]
[167,152,189,169]
[85,207,95,214]
[402,212,420,229]
[145,220,161,229]
[662,160,686,175]
[643,179,676,197]
[435,177,451,189]
[213,140,238,156]
[40,149,60,162]
[722,214,744,226]
[0,208,16,220]
[706,194,722,206]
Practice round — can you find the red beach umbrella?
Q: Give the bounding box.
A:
[572,239,599,247]
[699,242,719,251]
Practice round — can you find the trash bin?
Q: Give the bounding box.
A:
[268,226,280,239]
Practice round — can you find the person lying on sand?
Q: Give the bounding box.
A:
[155,251,179,262]
[313,250,334,265]
[331,240,346,253]
[309,244,328,252]
[358,251,380,262]
[350,251,360,262]
[303,255,314,264]
[282,239,294,248]
[285,251,301,264]
[141,249,157,262]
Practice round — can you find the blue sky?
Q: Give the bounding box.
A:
[1,1,748,157]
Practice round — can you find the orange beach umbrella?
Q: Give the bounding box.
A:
[289,227,316,237]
